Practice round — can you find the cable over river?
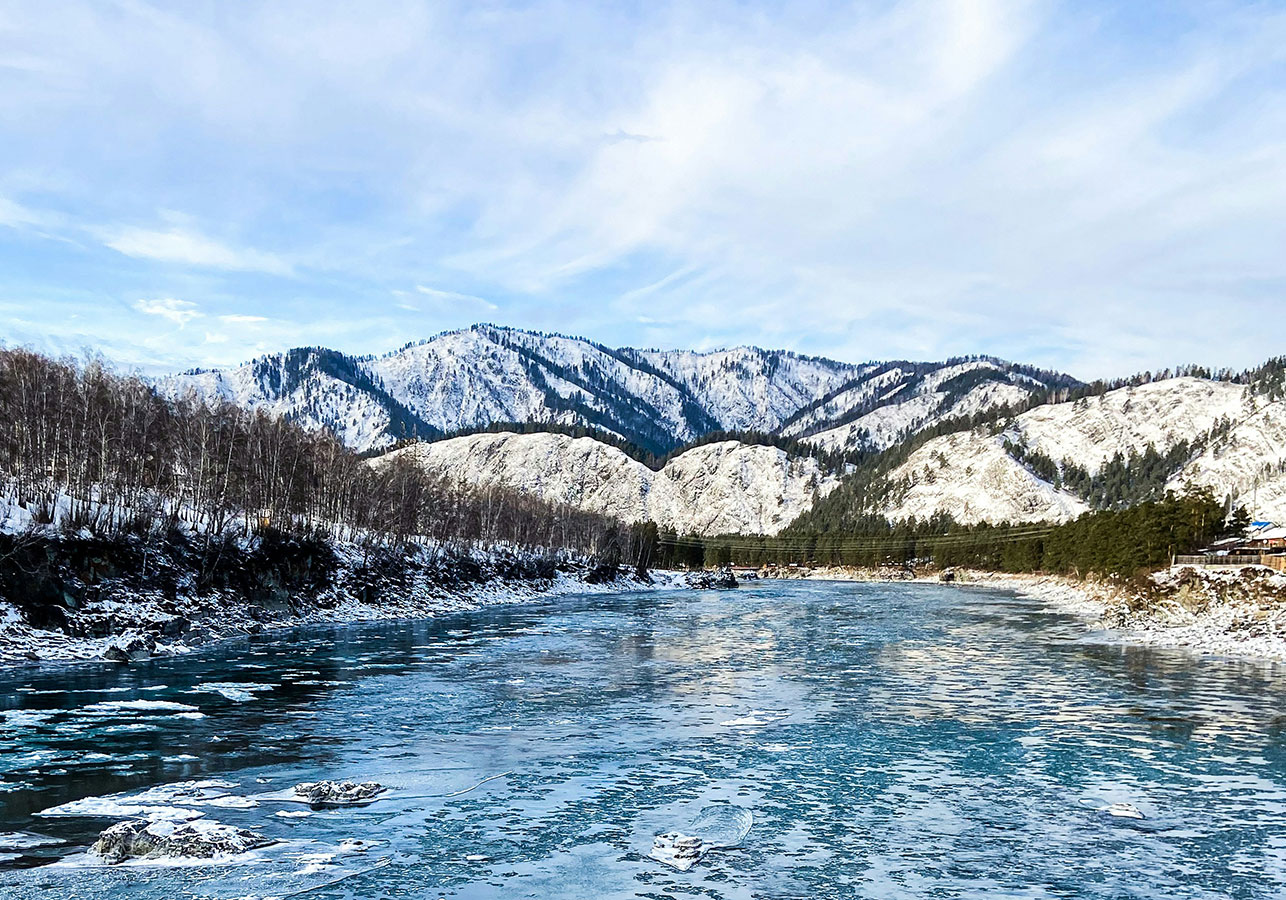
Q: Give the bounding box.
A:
[1,580,1283,898]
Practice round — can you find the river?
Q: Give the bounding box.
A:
[1,580,1284,898]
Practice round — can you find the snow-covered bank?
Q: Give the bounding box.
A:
[0,532,681,666]
[766,565,1286,662]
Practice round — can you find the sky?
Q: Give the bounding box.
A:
[0,0,1284,380]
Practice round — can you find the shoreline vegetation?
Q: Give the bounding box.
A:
[0,347,661,665]
[0,527,664,666]
[3,346,1280,666]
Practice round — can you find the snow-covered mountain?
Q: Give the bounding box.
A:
[858,377,1286,525]
[882,431,1089,525]
[159,326,1073,457]
[781,358,1072,453]
[377,432,840,536]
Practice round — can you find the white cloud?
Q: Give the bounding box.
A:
[414,285,498,311]
[134,297,202,327]
[0,196,43,229]
[218,314,269,324]
[2,1,1286,376]
[99,226,291,275]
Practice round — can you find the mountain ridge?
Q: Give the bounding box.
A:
[158,324,1077,457]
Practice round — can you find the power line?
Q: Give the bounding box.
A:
[656,524,1059,553]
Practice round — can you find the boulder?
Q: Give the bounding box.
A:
[650,832,705,871]
[683,568,738,590]
[92,819,271,864]
[101,632,155,663]
[293,780,385,806]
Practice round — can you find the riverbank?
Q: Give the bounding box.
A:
[766,564,1286,661]
[0,530,669,666]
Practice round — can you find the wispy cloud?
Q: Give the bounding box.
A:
[0,0,1283,376]
[99,226,291,275]
[414,285,498,311]
[219,314,269,324]
[134,297,202,327]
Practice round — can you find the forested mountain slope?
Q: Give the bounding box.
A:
[796,373,1286,527]
[159,326,1073,456]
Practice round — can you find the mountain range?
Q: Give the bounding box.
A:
[159,324,1077,456]
[158,325,1286,535]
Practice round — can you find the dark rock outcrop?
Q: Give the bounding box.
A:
[293,780,385,806]
[91,819,271,864]
[683,568,738,590]
[101,632,155,663]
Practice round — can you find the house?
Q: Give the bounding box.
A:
[1181,522,1286,571]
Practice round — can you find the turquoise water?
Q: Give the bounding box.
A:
[1,580,1284,898]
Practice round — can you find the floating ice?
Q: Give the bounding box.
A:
[190,682,274,702]
[275,810,312,818]
[200,796,259,809]
[38,780,243,821]
[1,710,56,728]
[39,797,205,822]
[82,700,200,714]
[0,831,65,850]
[649,805,753,871]
[719,710,790,728]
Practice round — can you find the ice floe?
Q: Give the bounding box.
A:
[189,682,274,702]
[82,699,200,714]
[0,831,65,851]
[37,779,251,821]
[719,710,790,728]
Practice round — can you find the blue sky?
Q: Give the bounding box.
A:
[1,0,1283,378]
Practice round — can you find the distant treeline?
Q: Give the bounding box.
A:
[0,349,651,568]
[657,491,1236,577]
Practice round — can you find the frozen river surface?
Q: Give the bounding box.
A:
[2,580,1285,898]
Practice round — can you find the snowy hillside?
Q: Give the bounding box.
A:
[158,327,1076,456]
[1171,398,1286,522]
[883,432,1088,525]
[633,346,861,432]
[781,358,1070,453]
[379,432,840,536]
[862,377,1286,525]
[160,348,432,450]
[1012,378,1250,472]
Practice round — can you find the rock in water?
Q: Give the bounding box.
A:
[650,832,705,871]
[101,632,156,663]
[293,780,385,806]
[649,805,753,871]
[682,568,739,590]
[92,819,271,864]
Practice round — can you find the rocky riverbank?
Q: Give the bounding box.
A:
[0,530,666,666]
[766,564,1286,662]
